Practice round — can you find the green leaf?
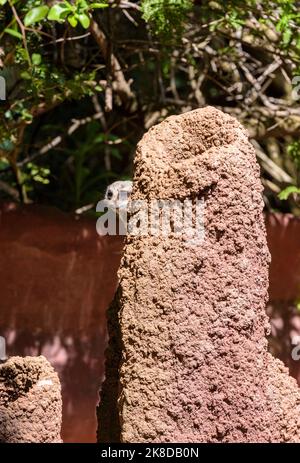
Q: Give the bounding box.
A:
[77,0,88,9]
[77,13,90,29]
[4,28,22,39]
[0,0,8,5]
[93,134,105,143]
[48,4,70,21]
[89,3,109,8]
[282,28,292,46]
[24,6,49,26]
[278,185,300,200]
[20,71,32,80]
[68,15,78,27]
[32,53,42,65]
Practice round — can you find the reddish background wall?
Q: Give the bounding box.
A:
[266,213,300,302]
[0,202,124,442]
[0,202,299,442]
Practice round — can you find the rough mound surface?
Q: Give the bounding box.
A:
[0,356,62,442]
[98,107,300,443]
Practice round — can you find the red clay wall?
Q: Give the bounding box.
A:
[266,213,300,302]
[0,201,123,442]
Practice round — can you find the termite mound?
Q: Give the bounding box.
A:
[98,107,300,443]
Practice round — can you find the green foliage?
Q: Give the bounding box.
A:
[4,27,22,39]
[141,0,192,36]
[276,0,300,47]
[14,0,109,30]
[1,0,300,215]
[287,141,300,171]
[25,162,50,185]
[278,141,300,204]
[278,186,300,201]
[46,0,109,29]
[24,6,49,26]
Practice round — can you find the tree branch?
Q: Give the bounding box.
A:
[90,18,135,106]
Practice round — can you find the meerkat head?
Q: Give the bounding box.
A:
[105,180,133,210]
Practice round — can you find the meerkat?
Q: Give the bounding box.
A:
[105,180,133,210]
[102,180,133,236]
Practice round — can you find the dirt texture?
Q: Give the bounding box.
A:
[0,356,62,442]
[98,107,300,443]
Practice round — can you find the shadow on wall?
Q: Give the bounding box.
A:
[0,202,124,443]
[266,213,300,384]
[0,203,300,441]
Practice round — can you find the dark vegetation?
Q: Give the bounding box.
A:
[0,0,300,214]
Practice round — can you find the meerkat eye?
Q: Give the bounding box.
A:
[107,190,113,200]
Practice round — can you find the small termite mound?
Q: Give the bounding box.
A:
[0,356,62,442]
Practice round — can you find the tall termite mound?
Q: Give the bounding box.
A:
[0,356,62,442]
[98,107,300,443]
